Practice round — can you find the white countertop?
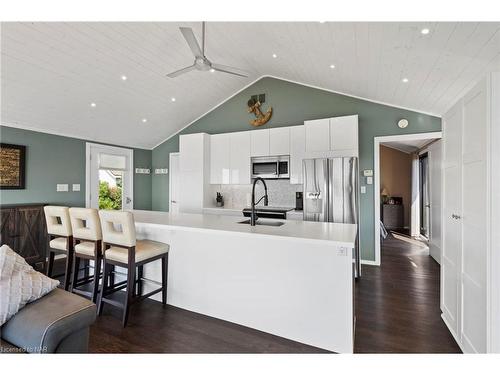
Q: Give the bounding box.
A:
[132,210,357,247]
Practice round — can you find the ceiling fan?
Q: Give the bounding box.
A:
[167,22,249,78]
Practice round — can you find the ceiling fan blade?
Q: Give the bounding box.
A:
[166,64,196,78]
[180,27,203,58]
[211,63,249,77]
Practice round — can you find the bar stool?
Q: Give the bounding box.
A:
[44,206,74,290]
[97,210,169,327]
[69,207,103,303]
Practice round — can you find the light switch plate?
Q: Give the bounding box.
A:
[363,170,373,177]
[57,184,69,192]
[361,186,366,194]
[366,176,373,185]
[72,184,80,192]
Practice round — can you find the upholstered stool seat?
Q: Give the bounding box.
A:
[49,237,69,251]
[97,210,169,327]
[105,240,169,263]
[69,207,103,303]
[74,241,98,257]
[44,206,74,291]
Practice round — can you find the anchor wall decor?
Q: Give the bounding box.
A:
[247,97,272,127]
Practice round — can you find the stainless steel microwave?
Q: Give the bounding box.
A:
[251,155,290,179]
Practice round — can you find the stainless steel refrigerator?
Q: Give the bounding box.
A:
[303,157,361,278]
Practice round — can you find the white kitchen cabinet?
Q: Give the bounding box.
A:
[178,133,210,213]
[269,127,290,155]
[250,129,270,157]
[290,125,306,184]
[210,133,231,184]
[330,115,358,153]
[305,118,330,152]
[230,131,251,184]
[441,73,500,353]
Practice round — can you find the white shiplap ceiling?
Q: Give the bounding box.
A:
[381,138,439,154]
[1,22,499,149]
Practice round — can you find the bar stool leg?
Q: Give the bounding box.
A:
[63,251,74,291]
[46,251,55,278]
[161,254,168,305]
[122,265,136,327]
[91,258,101,303]
[137,265,144,297]
[70,256,80,293]
[97,260,110,316]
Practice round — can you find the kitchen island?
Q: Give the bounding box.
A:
[132,210,357,353]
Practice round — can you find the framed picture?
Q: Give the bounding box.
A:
[0,143,26,189]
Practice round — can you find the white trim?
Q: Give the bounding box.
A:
[85,142,134,209]
[361,259,379,266]
[151,74,442,150]
[168,152,180,213]
[374,131,442,266]
[1,121,144,150]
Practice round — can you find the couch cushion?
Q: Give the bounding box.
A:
[105,239,169,264]
[49,237,68,251]
[0,338,25,354]
[0,245,59,326]
[0,288,96,353]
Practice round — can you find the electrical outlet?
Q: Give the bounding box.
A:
[337,247,348,256]
[361,186,366,194]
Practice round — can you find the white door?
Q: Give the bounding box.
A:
[428,140,442,264]
[250,129,270,157]
[210,134,231,184]
[269,127,290,155]
[230,131,251,184]
[330,115,358,152]
[441,103,463,337]
[86,143,133,210]
[305,118,330,152]
[169,153,180,214]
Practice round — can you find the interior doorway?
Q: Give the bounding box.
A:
[86,143,134,210]
[373,132,442,266]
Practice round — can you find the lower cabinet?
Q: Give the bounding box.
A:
[0,204,47,271]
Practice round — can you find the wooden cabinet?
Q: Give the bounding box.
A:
[290,125,306,184]
[0,204,47,271]
[305,118,330,152]
[269,127,290,155]
[250,129,270,157]
[330,115,358,152]
[210,133,231,184]
[230,131,251,184]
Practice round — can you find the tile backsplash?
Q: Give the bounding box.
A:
[208,180,303,209]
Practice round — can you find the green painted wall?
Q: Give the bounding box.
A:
[0,126,152,210]
[152,76,441,261]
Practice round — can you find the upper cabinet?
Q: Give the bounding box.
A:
[330,115,358,152]
[179,133,208,172]
[210,133,231,184]
[305,118,330,152]
[289,125,306,184]
[305,115,359,155]
[250,129,270,157]
[230,131,251,184]
[269,127,290,155]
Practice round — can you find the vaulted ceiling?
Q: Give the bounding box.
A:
[1,22,499,149]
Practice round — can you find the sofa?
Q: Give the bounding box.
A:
[0,288,96,353]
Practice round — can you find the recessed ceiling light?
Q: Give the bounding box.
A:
[330,64,335,69]
[272,53,277,58]
[142,118,147,123]
[121,75,127,81]
[402,78,409,83]
[319,21,326,24]
[209,68,215,73]
[90,102,96,107]
[171,97,176,102]
[421,28,430,35]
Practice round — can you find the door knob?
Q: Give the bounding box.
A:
[171,200,177,203]
[126,197,132,204]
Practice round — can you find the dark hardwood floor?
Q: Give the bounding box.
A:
[354,232,461,353]
[59,232,461,353]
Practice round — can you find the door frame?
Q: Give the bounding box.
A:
[373,131,442,266]
[85,142,134,209]
[169,152,180,212]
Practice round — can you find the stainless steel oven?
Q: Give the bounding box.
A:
[251,155,290,179]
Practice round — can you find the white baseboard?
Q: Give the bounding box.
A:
[441,313,464,353]
[361,259,380,266]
